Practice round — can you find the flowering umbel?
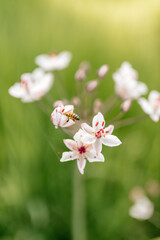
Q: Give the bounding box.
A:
[8,50,159,175]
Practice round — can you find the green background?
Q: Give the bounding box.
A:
[0,0,160,239]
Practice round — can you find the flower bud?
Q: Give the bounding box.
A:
[98,64,109,78]
[86,80,98,92]
[93,99,102,114]
[72,97,80,107]
[53,99,68,108]
[121,99,132,112]
[75,69,86,81]
[146,180,160,197]
[129,186,145,202]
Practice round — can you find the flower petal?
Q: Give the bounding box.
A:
[148,90,160,104]
[8,83,27,98]
[85,150,104,162]
[77,157,86,175]
[93,140,102,155]
[63,139,77,151]
[81,123,94,134]
[92,112,105,130]
[104,125,114,135]
[101,135,122,147]
[150,113,159,122]
[138,98,153,115]
[73,129,86,141]
[60,151,77,162]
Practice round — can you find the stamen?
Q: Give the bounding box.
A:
[102,121,104,127]
[95,122,99,127]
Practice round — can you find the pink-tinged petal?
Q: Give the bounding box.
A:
[63,139,77,151]
[82,134,96,144]
[150,113,159,122]
[85,150,104,162]
[104,125,114,135]
[22,95,35,102]
[64,105,74,113]
[101,135,122,147]
[8,83,27,98]
[93,140,102,155]
[77,157,86,175]
[60,151,77,162]
[121,99,132,112]
[92,112,105,130]
[51,112,61,126]
[81,123,94,134]
[63,119,75,127]
[148,90,160,104]
[73,129,86,141]
[138,98,153,115]
[136,82,148,97]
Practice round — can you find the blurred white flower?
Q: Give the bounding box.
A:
[86,80,98,92]
[35,51,72,71]
[129,196,154,220]
[138,90,160,122]
[8,68,54,102]
[60,129,104,174]
[97,64,109,78]
[81,112,122,155]
[51,104,75,128]
[113,62,148,100]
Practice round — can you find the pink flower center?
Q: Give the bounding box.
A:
[78,146,86,154]
[95,129,104,139]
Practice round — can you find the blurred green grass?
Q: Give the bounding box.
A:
[0,0,160,239]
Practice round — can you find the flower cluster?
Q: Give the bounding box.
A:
[8,51,159,175]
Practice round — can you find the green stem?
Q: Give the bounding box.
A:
[107,111,124,125]
[114,114,148,129]
[101,94,119,115]
[72,165,87,240]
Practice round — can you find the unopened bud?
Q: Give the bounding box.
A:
[79,61,90,73]
[129,186,145,202]
[98,64,109,78]
[86,80,98,92]
[72,97,80,107]
[93,99,102,114]
[75,69,86,81]
[75,61,91,81]
[146,180,160,197]
[53,99,68,108]
[121,99,132,112]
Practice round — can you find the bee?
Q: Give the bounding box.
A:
[64,111,80,123]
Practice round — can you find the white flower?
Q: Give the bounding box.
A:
[138,90,160,122]
[81,112,122,155]
[60,129,104,174]
[51,104,75,128]
[113,62,148,100]
[35,51,72,71]
[8,68,54,102]
[129,196,154,220]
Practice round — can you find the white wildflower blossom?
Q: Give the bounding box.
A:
[138,90,160,122]
[60,129,104,175]
[81,112,122,155]
[51,104,75,128]
[8,68,54,102]
[129,196,154,220]
[113,62,148,100]
[35,51,72,71]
